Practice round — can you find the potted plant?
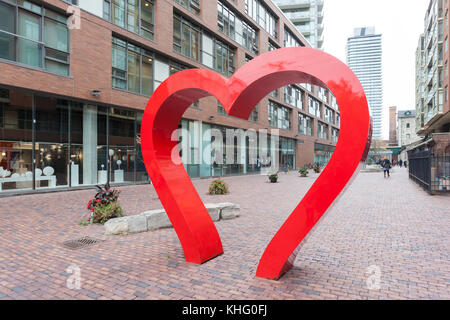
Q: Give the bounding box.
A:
[268,170,279,183]
[298,167,309,177]
[313,164,322,173]
[208,179,229,195]
[85,183,123,224]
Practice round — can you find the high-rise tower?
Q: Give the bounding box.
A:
[346,27,383,139]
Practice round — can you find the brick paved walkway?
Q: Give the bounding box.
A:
[0,167,448,300]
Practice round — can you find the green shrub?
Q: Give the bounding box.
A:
[313,164,322,173]
[298,167,309,176]
[209,179,229,195]
[268,170,279,183]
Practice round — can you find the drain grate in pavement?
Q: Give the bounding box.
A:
[62,236,103,250]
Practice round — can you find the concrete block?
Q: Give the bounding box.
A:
[205,203,221,222]
[104,217,129,235]
[127,215,148,234]
[141,209,172,231]
[218,203,241,220]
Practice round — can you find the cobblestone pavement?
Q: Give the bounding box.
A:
[0,167,448,300]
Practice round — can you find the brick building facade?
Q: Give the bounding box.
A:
[0,0,340,194]
[414,0,450,156]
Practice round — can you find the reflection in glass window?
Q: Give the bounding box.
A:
[104,0,154,40]
[0,1,69,75]
[175,0,200,15]
[111,37,154,96]
[174,13,235,76]
[268,101,291,130]
[284,28,304,48]
[244,0,277,39]
[284,85,303,109]
[218,1,258,54]
[308,97,321,118]
[318,121,329,140]
[298,113,313,136]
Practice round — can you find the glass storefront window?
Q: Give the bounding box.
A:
[109,107,136,184]
[0,88,147,194]
[314,143,335,165]
[0,89,33,192]
[278,137,296,171]
[34,96,69,188]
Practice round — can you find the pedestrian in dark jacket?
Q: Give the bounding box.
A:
[381,158,392,178]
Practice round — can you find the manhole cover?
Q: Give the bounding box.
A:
[62,236,103,250]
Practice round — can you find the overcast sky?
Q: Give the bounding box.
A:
[322,0,430,139]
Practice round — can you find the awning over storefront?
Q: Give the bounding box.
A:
[387,147,402,155]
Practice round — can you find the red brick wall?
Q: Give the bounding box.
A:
[0,0,341,167]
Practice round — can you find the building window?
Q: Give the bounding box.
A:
[331,128,339,143]
[0,0,70,76]
[244,0,277,39]
[331,95,339,110]
[218,1,258,54]
[318,87,328,103]
[336,114,340,127]
[174,13,235,76]
[103,0,154,40]
[112,37,153,96]
[284,85,303,109]
[446,61,448,79]
[406,134,411,140]
[318,121,329,140]
[173,14,201,61]
[406,123,410,128]
[268,41,278,51]
[169,60,199,108]
[284,28,303,47]
[268,101,291,130]
[214,39,235,76]
[308,97,320,118]
[300,83,312,92]
[324,107,335,124]
[298,113,313,136]
[174,0,200,15]
[249,106,258,122]
[217,102,226,115]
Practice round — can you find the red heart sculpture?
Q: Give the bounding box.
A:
[141,47,371,280]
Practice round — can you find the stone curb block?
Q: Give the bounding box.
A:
[218,202,241,220]
[105,203,240,235]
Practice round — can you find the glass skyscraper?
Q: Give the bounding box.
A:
[346,27,383,139]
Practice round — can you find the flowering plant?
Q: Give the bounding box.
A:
[86,183,123,224]
[208,179,229,195]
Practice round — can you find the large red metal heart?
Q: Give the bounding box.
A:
[141,47,371,280]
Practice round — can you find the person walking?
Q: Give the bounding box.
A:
[381,157,392,178]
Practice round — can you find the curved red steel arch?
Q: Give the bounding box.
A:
[140,47,372,280]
